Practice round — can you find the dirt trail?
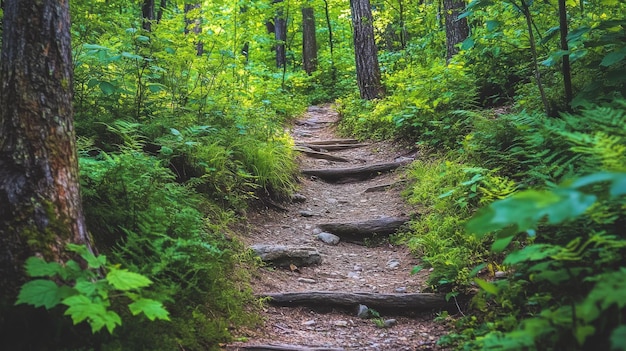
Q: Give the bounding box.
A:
[225,105,448,351]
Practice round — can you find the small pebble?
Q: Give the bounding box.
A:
[297,278,317,284]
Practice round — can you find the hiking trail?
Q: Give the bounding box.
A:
[225,105,452,351]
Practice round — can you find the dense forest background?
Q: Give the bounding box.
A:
[0,0,625,350]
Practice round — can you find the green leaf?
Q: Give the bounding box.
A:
[610,325,626,351]
[410,265,423,274]
[491,235,514,252]
[25,257,62,277]
[106,268,152,290]
[62,295,121,333]
[504,244,560,265]
[601,47,626,67]
[16,280,63,309]
[99,81,116,95]
[474,278,499,295]
[128,298,170,321]
[575,325,596,346]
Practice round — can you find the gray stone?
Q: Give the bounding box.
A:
[495,271,507,279]
[333,320,348,327]
[291,193,307,203]
[386,258,401,269]
[357,304,369,318]
[383,319,397,328]
[317,232,341,245]
[302,320,316,326]
[297,277,317,284]
[394,287,407,293]
[299,210,315,217]
[250,244,322,267]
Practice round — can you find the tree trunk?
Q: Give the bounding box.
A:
[444,0,470,60]
[558,0,573,107]
[142,0,155,31]
[301,161,410,182]
[302,7,318,75]
[0,0,93,317]
[184,3,204,56]
[274,0,287,68]
[156,0,166,23]
[350,0,384,100]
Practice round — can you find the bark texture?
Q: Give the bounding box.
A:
[261,291,456,314]
[0,0,92,305]
[301,161,409,182]
[316,216,410,244]
[444,0,470,60]
[142,0,155,31]
[184,3,204,56]
[350,0,384,99]
[274,0,287,68]
[302,7,318,74]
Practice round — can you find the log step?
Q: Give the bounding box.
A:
[317,216,410,244]
[295,143,369,152]
[294,146,349,162]
[295,139,359,145]
[236,345,344,351]
[251,245,322,267]
[301,161,409,182]
[259,291,457,315]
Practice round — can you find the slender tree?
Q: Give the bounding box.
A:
[0,0,94,342]
[302,6,318,74]
[274,0,288,68]
[350,0,384,99]
[142,0,155,31]
[558,0,573,106]
[184,3,204,56]
[443,0,470,60]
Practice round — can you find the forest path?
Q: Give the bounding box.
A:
[225,105,448,351]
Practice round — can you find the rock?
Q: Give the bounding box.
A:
[383,319,397,328]
[250,244,322,267]
[395,287,407,293]
[386,258,401,269]
[302,320,316,326]
[291,193,307,203]
[495,271,507,279]
[357,304,369,318]
[317,232,340,245]
[297,277,317,284]
[299,210,315,217]
[333,320,348,327]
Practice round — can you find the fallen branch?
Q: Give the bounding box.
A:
[317,216,409,244]
[296,143,369,152]
[294,146,349,163]
[363,180,406,193]
[297,139,359,145]
[301,161,409,182]
[260,291,456,315]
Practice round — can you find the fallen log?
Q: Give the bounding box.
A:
[260,291,456,315]
[296,143,369,152]
[294,146,349,162]
[317,216,409,244]
[297,139,359,145]
[238,345,344,351]
[251,245,322,267]
[301,161,409,182]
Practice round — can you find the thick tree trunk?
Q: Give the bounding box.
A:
[0,0,93,312]
[156,0,166,23]
[350,0,384,100]
[444,0,469,60]
[302,7,318,75]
